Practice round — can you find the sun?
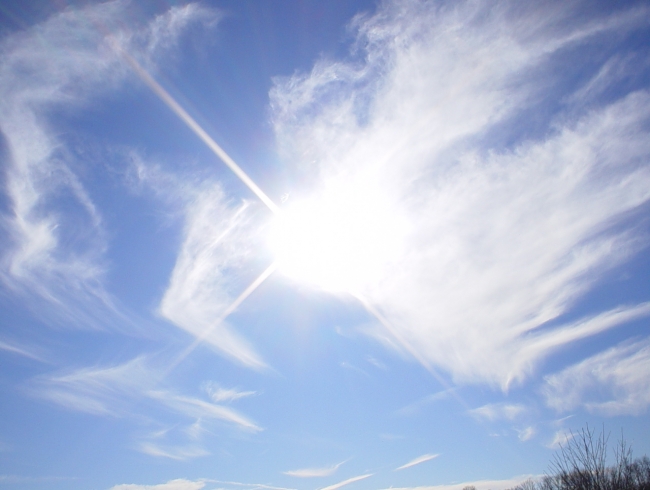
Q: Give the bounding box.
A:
[267,181,407,293]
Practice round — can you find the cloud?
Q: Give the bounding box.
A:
[469,403,527,422]
[158,184,269,369]
[542,338,650,416]
[0,1,217,329]
[137,443,209,461]
[148,390,261,432]
[396,389,456,416]
[30,356,153,416]
[30,356,260,458]
[284,460,347,478]
[381,476,535,490]
[0,338,46,362]
[516,426,536,442]
[110,479,206,490]
[365,356,387,370]
[270,0,650,388]
[395,454,439,471]
[205,482,294,490]
[319,474,373,490]
[109,480,296,490]
[547,430,574,450]
[202,381,257,403]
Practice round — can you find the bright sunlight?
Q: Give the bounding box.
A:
[268,179,407,293]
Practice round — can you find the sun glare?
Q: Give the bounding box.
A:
[268,182,406,293]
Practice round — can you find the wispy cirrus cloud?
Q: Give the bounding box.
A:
[29,356,152,417]
[0,338,47,362]
[395,454,439,471]
[202,381,257,403]
[110,480,296,490]
[157,184,269,369]
[160,185,266,369]
[516,426,537,442]
[547,430,575,450]
[381,476,535,490]
[29,356,260,458]
[284,460,347,478]
[110,479,206,490]
[319,474,373,490]
[148,390,261,432]
[137,443,209,462]
[542,338,650,416]
[396,389,457,416]
[270,0,650,389]
[127,87,276,370]
[469,403,527,422]
[0,1,217,329]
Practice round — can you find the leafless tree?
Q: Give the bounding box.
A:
[506,425,650,490]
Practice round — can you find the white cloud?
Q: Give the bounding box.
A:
[319,474,373,490]
[158,185,269,369]
[30,356,152,416]
[395,454,439,471]
[202,381,257,403]
[148,390,261,432]
[396,389,456,416]
[547,430,574,450]
[0,338,46,362]
[516,426,536,442]
[109,480,296,490]
[137,443,209,461]
[381,476,535,490]
[284,460,347,478]
[0,1,217,329]
[542,338,650,416]
[110,479,206,490]
[469,403,527,422]
[31,356,260,453]
[270,0,650,388]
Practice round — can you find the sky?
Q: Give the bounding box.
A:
[0,0,649,489]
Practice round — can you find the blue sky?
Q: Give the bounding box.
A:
[0,1,649,489]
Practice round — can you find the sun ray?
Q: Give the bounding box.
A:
[111,40,279,214]
[352,293,467,404]
[164,262,277,375]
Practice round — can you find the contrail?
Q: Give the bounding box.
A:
[112,40,279,214]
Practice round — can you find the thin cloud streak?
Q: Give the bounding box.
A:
[148,391,262,432]
[283,460,347,478]
[0,339,46,362]
[137,443,209,461]
[319,474,373,490]
[469,403,527,422]
[30,356,260,441]
[270,0,650,389]
[396,389,457,416]
[203,383,257,403]
[395,454,439,471]
[110,479,206,490]
[542,338,650,416]
[381,476,535,490]
[30,356,153,417]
